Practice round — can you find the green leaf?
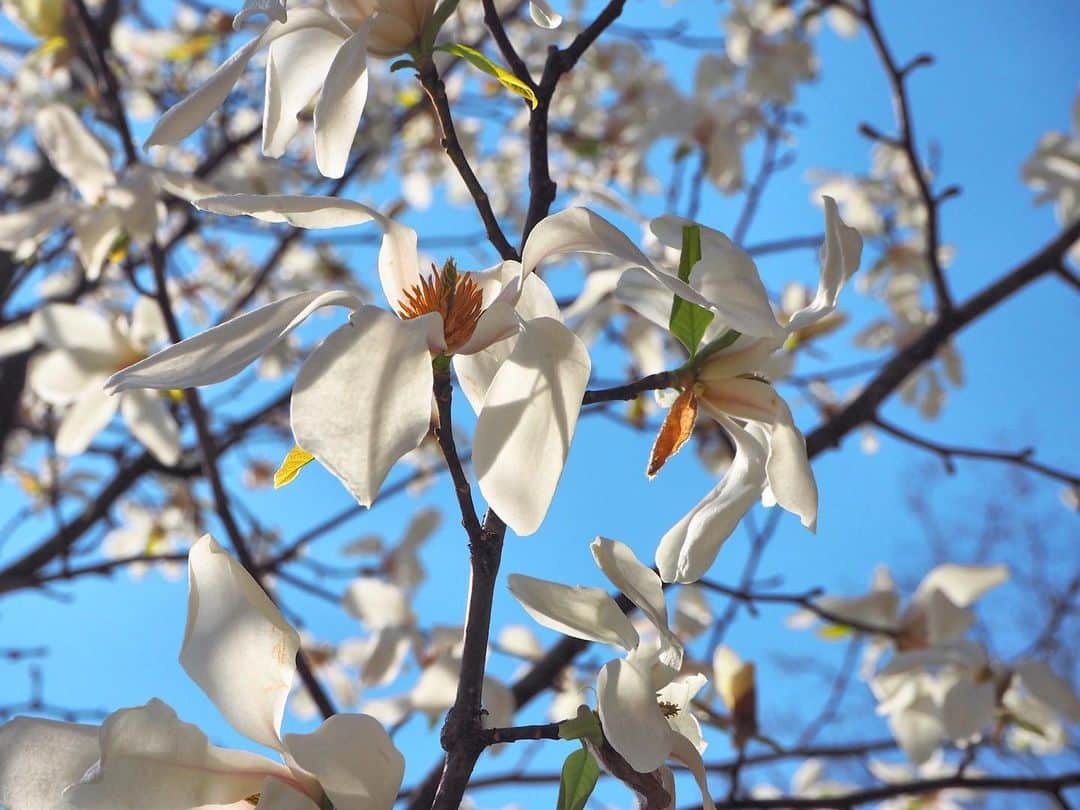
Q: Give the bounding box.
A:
[435,43,539,109]
[695,328,741,364]
[668,224,714,356]
[557,706,602,745]
[555,748,600,810]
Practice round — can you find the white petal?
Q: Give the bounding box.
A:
[28,350,103,405]
[65,699,294,809]
[915,564,1009,607]
[29,304,121,357]
[145,10,349,148]
[474,317,590,535]
[689,252,784,339]
[888,697,944,765]
[35,105,115,202]
[342,577,414,630]
[257,777,322,810]
[0,197,70,251]
[764,401,817,531]
[655,418,767,583]
[128,297,169,350]
[596,658,672,773]
[522,208,714,311]
[941,678,995,741]
[263,28,346,158]
[55,383,118,455]
[590,537,670,639]
[614,267,674,332]
[787,196,862,332]
[106,290,360,392]
[195,194,379,229]
[314,27,369,179]
[181,536,300,751]
[72,209,122,281]
[0,717,99,810]
[290,308,434,507]
[1013,660,1080,723]
[284,714,404,810]
[235,0,287,28]
[528,0,562,28]
[121,389,181,466]
[669,731,715,810]
[507,573,638,651]
[0,321,34,357]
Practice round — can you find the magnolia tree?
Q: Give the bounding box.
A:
[0,0,1077,808]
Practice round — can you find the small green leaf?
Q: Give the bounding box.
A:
[695,328,741,364]
[817,624,853,640]
[668,224,714,356]
[435,43,539,109]
[555,748,600,810]
[390,58,417,73]
[557,706,602,745]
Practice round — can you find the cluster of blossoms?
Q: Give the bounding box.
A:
[0,0,1076,808]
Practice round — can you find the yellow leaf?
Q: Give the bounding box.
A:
[274,446,316,489]
[817,624,853,640]
[436,43,539,109]
[166,33,218,63]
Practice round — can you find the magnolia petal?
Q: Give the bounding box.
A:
[942,678,995,741]
[256,777,321,810]
[915,563,1009,607]
[917,589,975,644]
[507,573,638,651]
[35,105,115,202]
[121,389,181,466]
[689,253,784,339]
[475,317,590,535]
[1013,660,1080,723]
[0,716,99,810]
[290,308,434,507]
[590,537,669,638]
[106,290,360,393]
[56,383,118,456]
[28,350,104,405]
[30,304,122,357]
[314,27,369,179]
[522,208,714,311]
[0,321,34,357]
[235,0,287,28]
[669,731,715,810]
[528,0,562,28]
[647,388,698,478]
[72,208,122,281]
[181,535,300,751]
[765,401,817,531]
[787,196,862,333]
[284,715,404,810]
[65,699,292,809]
[128,297,169,350]
[0,197,70,251]
[342,577,414,630]
[655,418,767,583]
[596,658,673,773]
[145,10,349,148]
[888,696,944,765]
[195,194,378,229]
[263,28,346,158]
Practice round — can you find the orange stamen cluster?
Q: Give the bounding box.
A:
[397,258,484,353]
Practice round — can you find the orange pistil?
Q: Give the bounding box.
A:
[396,258,484,353]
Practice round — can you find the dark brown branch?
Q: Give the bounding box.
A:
[416,58,518,261]
[432,367,482,542]
[582,370,676,405]
[857,0,953,313]
[872,416,1080,487]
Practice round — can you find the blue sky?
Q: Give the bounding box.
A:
[1,0,1077,806]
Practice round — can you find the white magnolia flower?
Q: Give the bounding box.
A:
[17,299,181,464]
[0,105,217,279]
[0,535,405,810]
[751,757,857,806]
[1023,88,1080,262]
[107,198,715,536]
[146,0,443,178]
[869,753,979,810]
[508,537,714,808]
[102,500,193,579]
[616,197,862,583]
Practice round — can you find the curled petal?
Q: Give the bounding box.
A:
[914,563,1009,607]
[668,731,715,810]
[181,536,300,751]
[235,0,288,27]
[590,538,669,640]
[475,317,590,535]
[655,418,767,583]
[314,27,369,179]
[528,0,562,28]
[763,401,817,531]
[507,573,638,652]
[1013,660,1080,723]
[290,308,434,507]
[787,196,862,333]
[106,290,361,393]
